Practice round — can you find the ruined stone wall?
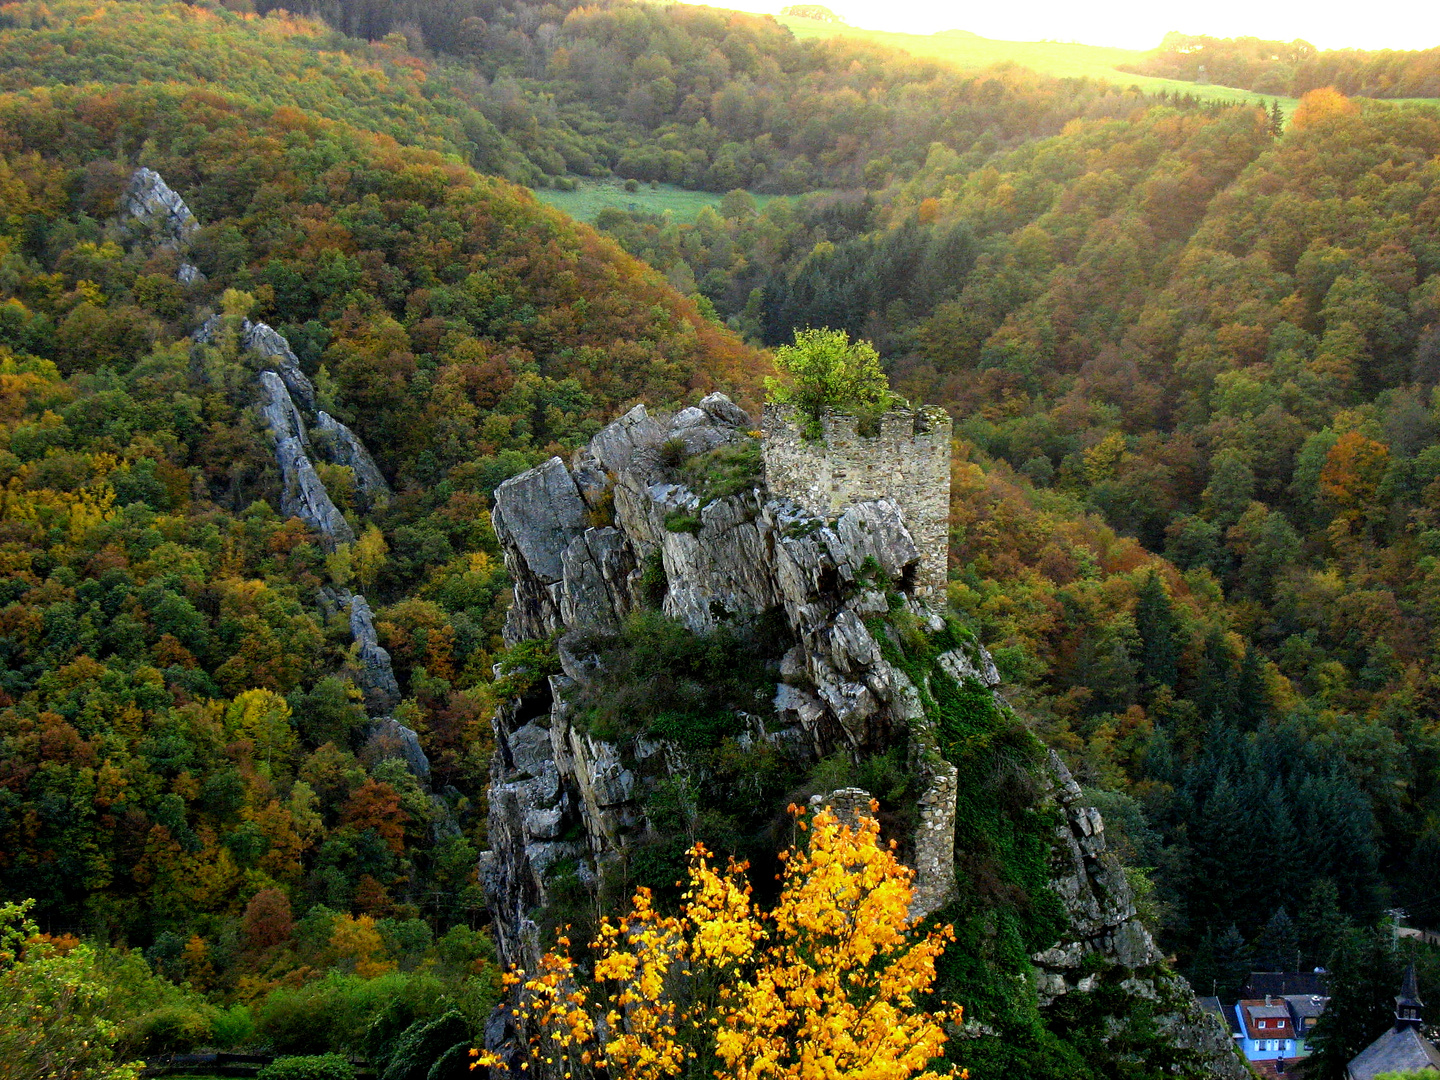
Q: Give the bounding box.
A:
[761,403,952,595]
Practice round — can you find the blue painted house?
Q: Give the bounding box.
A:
[1235,998,1298,1061]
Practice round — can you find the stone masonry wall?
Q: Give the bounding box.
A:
[761,403,952,595]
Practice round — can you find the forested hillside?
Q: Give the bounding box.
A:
[4,0,1440,1073]
[601,84,1440,967]
[591,82,1440,984]
[0,5,770,1063]
[0,0,1168,193]
[1122,32,1440,99]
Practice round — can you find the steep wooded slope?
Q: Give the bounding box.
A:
[0,40,767,1062]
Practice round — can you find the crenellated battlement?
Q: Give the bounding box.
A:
[761,402,952,594]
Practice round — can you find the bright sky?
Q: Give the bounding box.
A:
[730,0,1440,51]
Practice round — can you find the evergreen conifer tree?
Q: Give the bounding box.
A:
[1135,571,1184,689]
[1303,926,1400,1080]
[1255,907,1299,972]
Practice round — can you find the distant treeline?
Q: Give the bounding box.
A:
[1123,31,1440,98]
[228,0,1187,193]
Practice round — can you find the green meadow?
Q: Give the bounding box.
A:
[533,179,787,222]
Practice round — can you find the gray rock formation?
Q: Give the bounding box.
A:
[336,590,435,787]
[193,315,317,414]
[124,168,199,250]
[241,321,317,412]
[491,457,591,642]
[314,412,390,509]
[481,393,1247,1080]
[365,717,431,781]
[242,324,348,549]
[348,593,402,716]
[1033,751,1160,999]
[191,313,224,347]
[257,370,308,447]
[485,395,979,971]
[276,435,354,548]
[133,170,428,797]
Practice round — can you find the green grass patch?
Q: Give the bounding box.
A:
[663,508,703,534]
[533,179,790,223]
[677,439,763,505]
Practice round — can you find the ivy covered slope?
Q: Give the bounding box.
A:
[0,26,768,1066]
[481,402,1244,1080]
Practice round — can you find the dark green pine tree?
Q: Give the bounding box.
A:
[1257,781,1305,918]
[1296,768,1385,920]
[1255,906,1300,972]
[1196,773,1256,926]
[1192,629,1240,728]
[1233,646,1271,730]
[1270,99,1285,136]
[1302,926,1401,1080]
[1298,879,1353,971]
[1135,571,1184,689]
[1213,923,1254,1001]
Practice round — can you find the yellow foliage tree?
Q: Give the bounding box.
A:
[354,523,389,593]
[330,913,396,978]
[476,804,963,1080]
[224,688,298,772]
[1290,86,1359,130]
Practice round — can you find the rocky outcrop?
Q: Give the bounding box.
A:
[484,395,976,974]
[242,321,317,412]
[365,717,431,782]
[491,458,591,642]
[196,315,353,548]
[276,436,354,548]
[482,393,1246,1080]
[192,316,318,413]
[314,412,390,509]
[257,371,308,447]
[1033,751,1158,1001]
[129,170,435,799]
[347,593,402,716]
[124,168,200,250]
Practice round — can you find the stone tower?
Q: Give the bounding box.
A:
[761,402,952,595]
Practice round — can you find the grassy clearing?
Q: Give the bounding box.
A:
[533,179,789,223]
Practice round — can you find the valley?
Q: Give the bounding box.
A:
[1,1,1439,1078]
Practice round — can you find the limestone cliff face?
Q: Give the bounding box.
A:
[483,397,1248,1079]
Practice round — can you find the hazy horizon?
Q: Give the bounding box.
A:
[725,0,1440,53]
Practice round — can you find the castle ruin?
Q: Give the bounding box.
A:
[761,402,953,595]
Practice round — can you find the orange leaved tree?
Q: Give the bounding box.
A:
[474,803,964,1080]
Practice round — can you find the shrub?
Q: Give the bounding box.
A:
[676,439,762,504]
[765,327,898,434]
[662,508,702,534]
[256,1054,356,1080]
[480,806,961,1079]
[255,972,422,1055]
[567,611,788,747]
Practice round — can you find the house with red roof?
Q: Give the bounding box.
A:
[1235,997,1298,1062]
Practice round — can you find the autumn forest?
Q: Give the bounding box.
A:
[2,0,1440,1077]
